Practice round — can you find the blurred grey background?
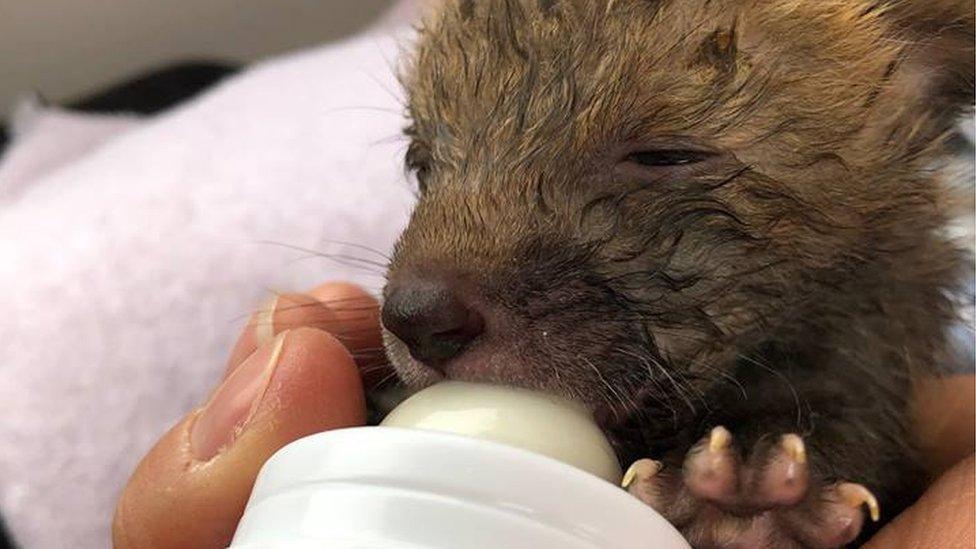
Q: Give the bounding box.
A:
[0,0,402,116]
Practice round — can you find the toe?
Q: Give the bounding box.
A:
[781,482,878,548]
[749,433,810,507]
[623,459,666,508]
[684,426,739,505]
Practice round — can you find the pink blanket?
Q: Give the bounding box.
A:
[0,22,416,548]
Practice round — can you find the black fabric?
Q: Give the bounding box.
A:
[0,60,241,157]
[0,513,13,549]
[0,59,241,548]
[66,60,240,114]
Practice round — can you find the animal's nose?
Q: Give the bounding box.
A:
[381,274,484,369]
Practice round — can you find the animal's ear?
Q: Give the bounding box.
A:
[877,0,974,120]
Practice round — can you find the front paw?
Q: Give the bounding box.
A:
[623,427,879,548]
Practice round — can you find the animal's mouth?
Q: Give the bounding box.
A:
[388,338,686,465]
[383,305,708,466]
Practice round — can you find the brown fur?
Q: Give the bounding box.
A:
[383,0,974,544]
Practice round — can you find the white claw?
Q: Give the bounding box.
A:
[622,459,662,488]
[781,434,807,465]
[708,426,732,453]
[838,483,881,522]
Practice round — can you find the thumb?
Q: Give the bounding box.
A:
[113,327,366,549]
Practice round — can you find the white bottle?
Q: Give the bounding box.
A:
[230,382,690,548]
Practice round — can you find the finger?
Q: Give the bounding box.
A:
[307,282,389,388]
[113,327,366,549]
[224,292,331,376]
[224,282,387,385]
[862,455,975,549]
[306,281,382,346]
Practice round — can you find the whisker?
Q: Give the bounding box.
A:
[617,348,691,421]
[369,370,401,389]
[646,352,700,415]
[736,352,803,428]
[255,240,391,270]
[579,354,629,420]
[689,359,748,399]
[355,360,393,369]
[312,237,393,261]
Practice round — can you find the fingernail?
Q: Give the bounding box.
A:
[223,294,280,379]
[254,295,279,347]
[191,331,288,460]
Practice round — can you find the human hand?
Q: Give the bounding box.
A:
[112,282,386,549]
[863,374,975,548]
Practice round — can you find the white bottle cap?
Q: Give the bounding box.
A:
[230,427,689,548]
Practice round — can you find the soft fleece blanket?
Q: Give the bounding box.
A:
[0,21,417,549]
[0,3,971,546]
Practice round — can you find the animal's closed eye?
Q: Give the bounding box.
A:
[625,150,714,167]
[409,162,431,194]
[406,141,432,194]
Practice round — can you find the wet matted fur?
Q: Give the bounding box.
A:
[383,0,974,546]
